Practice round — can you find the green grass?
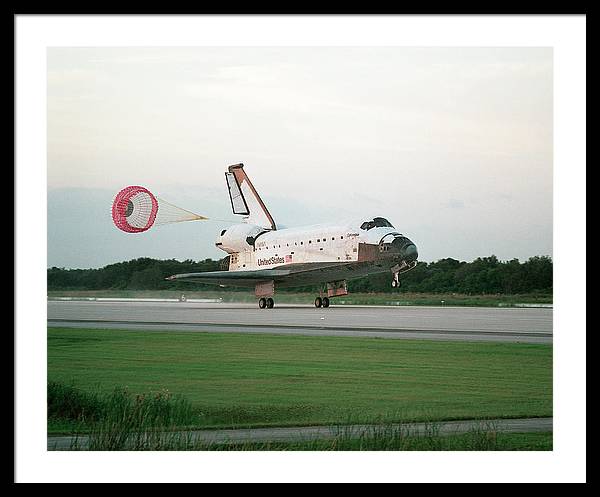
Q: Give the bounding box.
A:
[48,380,197,437]
[196,431,553,451]
[47,382,551,451]
[47,381,552,451]
[47,290,552,307]
[48,327,552,433]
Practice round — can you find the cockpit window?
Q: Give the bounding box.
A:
[360,217,394,230]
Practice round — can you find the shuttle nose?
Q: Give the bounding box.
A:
[404,243,418,261]
[391,236,418,261]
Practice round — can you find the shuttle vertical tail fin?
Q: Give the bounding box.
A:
[225,163,276,230]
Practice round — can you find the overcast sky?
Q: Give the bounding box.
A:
[47,47,552,268]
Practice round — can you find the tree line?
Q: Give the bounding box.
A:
[47,255,552,295]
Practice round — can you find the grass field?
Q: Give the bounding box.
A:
[195,432,554,451]
[48,327,552,433]
[47,290,552,307]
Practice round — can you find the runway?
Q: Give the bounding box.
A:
[47,300,552,344]
[47,417,552,450]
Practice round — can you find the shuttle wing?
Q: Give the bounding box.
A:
[166,268,291,287]
[166,262,351,288]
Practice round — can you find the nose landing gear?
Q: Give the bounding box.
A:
[390,260,417,289]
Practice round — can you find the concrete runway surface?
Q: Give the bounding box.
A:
[47,300,552,344]
[47,417,553,450]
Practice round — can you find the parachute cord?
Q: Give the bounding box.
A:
[155,197,209,221]
[154,197,240,225]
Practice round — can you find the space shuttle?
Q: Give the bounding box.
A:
[167,163,418,308]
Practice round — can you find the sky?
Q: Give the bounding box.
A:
[47,47,553,268]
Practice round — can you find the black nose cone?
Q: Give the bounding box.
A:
[404,243,418,261]
[392,236,418,261]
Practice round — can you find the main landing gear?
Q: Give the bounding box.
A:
[391,271,401,288]
[315,280,346,308]
[258,297,274,309]
[314,296,330,308]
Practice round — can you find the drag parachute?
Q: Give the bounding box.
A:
[112,185,208,233]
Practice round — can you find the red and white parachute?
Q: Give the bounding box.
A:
[112,185,208,233]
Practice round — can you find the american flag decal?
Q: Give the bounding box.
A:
[285,254,293,263]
